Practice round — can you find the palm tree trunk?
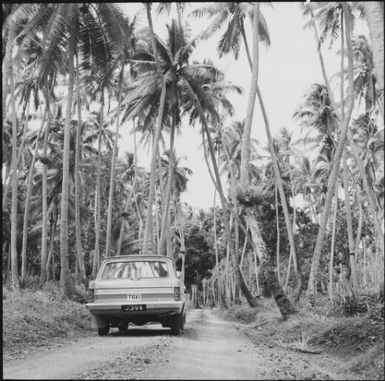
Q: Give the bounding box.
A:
[247,208,296,317]
[142,82,166,254]
[307,4,355,296]
[350,142,384,258]
[46,208,58,280]
[142,3,167,255]
[354,188,363,260]
[106,64,124,258]
[213,189,219,266]
[363,2,384,120]
[256,84,301,299]
[93,90,104,275]
[3,99,30,211]
[2,6,15,124]
[342,152,358,288]
[20,111,47,284]
[174,198,186,283]
[159,115,176,256]
[339,12,357,290]
[9,28,19,290]
[289,164,297,235]
[241,19,253,70]
[74,54,86,282]
[239,3,259,188]
[233,203,241,304]
[275,181,281,284]
[329,192,338,300]
[203,120,258,308]
[117,120,139,255]
[40,86,51,284]
[237,3,296,314]
[60,12,76,296]
[201,131,218,189]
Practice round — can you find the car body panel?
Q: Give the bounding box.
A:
[86,255,185,329]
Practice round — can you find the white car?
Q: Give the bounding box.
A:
[86,255,186,336]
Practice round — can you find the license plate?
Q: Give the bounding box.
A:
[121,304,146,312]
[127,294,141,301]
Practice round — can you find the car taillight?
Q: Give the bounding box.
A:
[87,280,95,302]
[87,287,95,302]
[174,287,181,301]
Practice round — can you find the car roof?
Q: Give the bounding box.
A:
[101,255,174,263]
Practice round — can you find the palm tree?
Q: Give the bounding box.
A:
[190,2,270,63]
[4,11,20,289]
[350,35,377,113]
[141,2,167,255]
[227,3,295,315]
[105,15,137,259]
[13,2,127,294]
[302,2,356,297]
[361,2,384,119]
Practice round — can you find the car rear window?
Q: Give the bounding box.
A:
[100,261,170,280]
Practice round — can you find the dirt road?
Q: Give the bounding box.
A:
[3,308,258,379]
[3,308,345,380]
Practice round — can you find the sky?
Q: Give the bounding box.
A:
[115,2,369,210]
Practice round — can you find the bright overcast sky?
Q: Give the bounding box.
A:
[116,2,369,210]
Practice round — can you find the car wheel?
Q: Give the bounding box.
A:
[118,323,128,333]
[98,326,110,336]
[169,312,184,335]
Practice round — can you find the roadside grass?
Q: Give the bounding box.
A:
[3,282,93,358]
[221,296,384,380]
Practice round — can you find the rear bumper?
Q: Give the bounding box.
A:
[86,300,184,315]
[86,300,184,328]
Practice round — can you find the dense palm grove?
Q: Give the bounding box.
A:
[2,3,384,317]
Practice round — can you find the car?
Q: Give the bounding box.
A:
[86,255,186,336]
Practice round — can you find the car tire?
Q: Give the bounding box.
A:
[118,323,128,333]
[98,326,110,336]
[169,312,184,335]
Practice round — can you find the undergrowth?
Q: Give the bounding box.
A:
[3,282,92,356]
[222,296,384,380]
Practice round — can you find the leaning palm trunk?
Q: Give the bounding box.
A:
[307,4,355,296]
[59,17,76,297]
[203,120,258,308]
[247,208,296,317]
[241,10,301,290]
[20,111,47,284]
[237,3,296,313]
[106,64,124,258]
[9,29,19,290]
[142,3,166,255]
[74,54,86,282]
[255,75,301,300]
